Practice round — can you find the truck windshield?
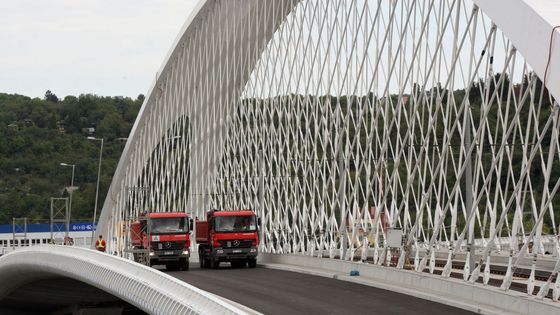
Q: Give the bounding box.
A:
[150,217,187,234]
[215,215,257,232]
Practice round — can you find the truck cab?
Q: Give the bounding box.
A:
[131,212,192,271]
[196,210,259,269]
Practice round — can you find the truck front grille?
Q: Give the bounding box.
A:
[219,240,253,248]
[151,241,186,250]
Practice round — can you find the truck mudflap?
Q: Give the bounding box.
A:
[212,246,258,259]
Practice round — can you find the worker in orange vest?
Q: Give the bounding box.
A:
[95,235,106,252]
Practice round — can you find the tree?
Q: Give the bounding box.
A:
[98,112,124,139]
[44,90,59,103]
[0,92,137,224]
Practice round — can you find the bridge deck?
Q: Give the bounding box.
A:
[165,264,475,315]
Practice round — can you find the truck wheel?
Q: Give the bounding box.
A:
[199,256,205,268]
[181,259,189,271]
[247,258,257,268]
[210,257,219,269]
[199,249,205,268]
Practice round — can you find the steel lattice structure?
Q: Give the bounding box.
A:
[97,0,560,300]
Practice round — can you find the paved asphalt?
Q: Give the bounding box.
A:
[166,264,475,315]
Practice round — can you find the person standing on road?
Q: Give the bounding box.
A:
[95,235,106,252]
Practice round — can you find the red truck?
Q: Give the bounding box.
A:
[196,210,260,269]
[131,212,192,271]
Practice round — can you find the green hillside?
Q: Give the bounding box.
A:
[0,92,143,224]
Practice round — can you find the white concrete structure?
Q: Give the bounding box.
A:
[0,246,249,314]
[2,0,560,313]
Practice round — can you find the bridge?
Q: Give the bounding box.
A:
[1,0,560,314]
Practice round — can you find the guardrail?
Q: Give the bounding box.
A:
[0,245,249,315]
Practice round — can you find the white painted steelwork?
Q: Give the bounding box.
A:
[0,245,248,315]
[97,0,560,301]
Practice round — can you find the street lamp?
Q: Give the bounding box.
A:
[88,137,104,242]
[60,162,76,237]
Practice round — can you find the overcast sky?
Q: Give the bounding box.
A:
[0,0,198,99]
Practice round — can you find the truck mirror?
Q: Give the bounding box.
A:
[189,218,194,231]
[258,217,262,227]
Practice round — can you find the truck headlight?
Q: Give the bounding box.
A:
[149,251,155,257]
[182,250,189,255]
[250,248,257,253]
[216,249,224,254]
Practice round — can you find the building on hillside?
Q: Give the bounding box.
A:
[81,127,96,135]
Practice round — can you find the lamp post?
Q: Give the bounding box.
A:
[60,162,75,236]
[88,137,104,242]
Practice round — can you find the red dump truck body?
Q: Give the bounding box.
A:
[130,212,192,271]
[196,210,259,269]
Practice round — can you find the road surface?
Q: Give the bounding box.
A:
[166,263,475,315]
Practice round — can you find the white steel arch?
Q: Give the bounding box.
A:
[0,246,248,314]
[97,0,560,300]
[474,0,560,100]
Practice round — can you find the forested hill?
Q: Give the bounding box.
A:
[0,92,143,224]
